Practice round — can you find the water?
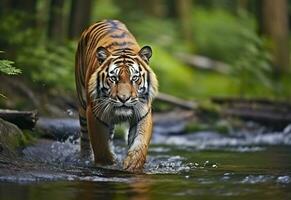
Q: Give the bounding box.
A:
[0,125,291,200]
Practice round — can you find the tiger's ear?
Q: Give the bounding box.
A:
[139,46,152,62]
[96,46,110,64]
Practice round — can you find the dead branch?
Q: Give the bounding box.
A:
[175,52,231,74]
[156,92,198,110]
[212,97,291,129]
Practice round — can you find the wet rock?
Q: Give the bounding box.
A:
[35,118,80,141]
[0,118,26,156]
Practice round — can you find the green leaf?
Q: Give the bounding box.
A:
[0,59,21,75]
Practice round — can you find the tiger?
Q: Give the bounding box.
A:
[75,19,158,172]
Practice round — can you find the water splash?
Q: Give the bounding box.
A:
[277,176,291,184]
[1,122,291,184]
[152,129,291,150]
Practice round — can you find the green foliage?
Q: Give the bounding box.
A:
[129,18,183,50]
[191,8,273,97]
[147,44,238,99]
[191,8,256,63]
[150,45,193,97]
[0,5,284,101]
[0,57,21,75]
[185,120,231,134]
[17,42,76,91]
[0,12,75,91]
[0,12,41,47]
[0,51,21,98]
[233,32,273,96]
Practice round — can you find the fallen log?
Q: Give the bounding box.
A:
[212,97,291,129]
[175,52,231,74]
[0,109,38,130]
[156,92,198,110]
[212,97,291,109]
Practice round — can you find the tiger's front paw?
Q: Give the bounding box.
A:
[123,150,146,172]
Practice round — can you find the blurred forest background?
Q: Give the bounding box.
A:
[0,0,290,116]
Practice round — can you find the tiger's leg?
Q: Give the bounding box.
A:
[86,106,115,165]
[78,108,92,159]
[123,110,153,172]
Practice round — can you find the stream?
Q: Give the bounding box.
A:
[0,119,291,200]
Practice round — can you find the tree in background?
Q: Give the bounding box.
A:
[69,0,92,39]
[48,0,66,43]
[175,0,193,48]
[262,0,290,74]
[0,0,37,26]
[143,0,166,18]
[0,0,290,99]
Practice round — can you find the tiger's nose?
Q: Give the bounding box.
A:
[117,94,130,103]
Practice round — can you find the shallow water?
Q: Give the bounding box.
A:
[1,125,291,200]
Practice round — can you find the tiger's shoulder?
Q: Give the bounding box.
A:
[80,19,140,53]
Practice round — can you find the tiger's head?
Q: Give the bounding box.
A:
[88,46,158,124]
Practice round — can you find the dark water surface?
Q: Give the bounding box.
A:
[1,125,291,200]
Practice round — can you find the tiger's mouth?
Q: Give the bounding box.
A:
[113,100,137,108]
[114,106,133,116]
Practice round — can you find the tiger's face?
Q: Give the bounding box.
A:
[88,46,158,123]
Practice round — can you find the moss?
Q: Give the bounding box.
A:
[184,119,232,134]
[213,120,232,134]
[184,122,210,133]
[21,130,37,146]
[152,101,173,112]
[0,118,27,155]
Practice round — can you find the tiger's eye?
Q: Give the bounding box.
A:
[132,75,139,82]
[109,76,117,82]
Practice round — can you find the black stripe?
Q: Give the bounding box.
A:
[105,41,135,49]
[101,73,105,86]
[79,115,86,121]
[80,119,87,126]
[125,59,135,64]
[113,60,124,65]
[110,32,128,38]
[81,137,89,142]
[96,74,101,95]
[112,48,136,55]
[106,19,119,29]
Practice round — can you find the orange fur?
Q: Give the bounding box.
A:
[75,20,158,172]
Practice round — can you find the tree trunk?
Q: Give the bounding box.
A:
[48,0,65,43]
[11,0,37,13]
[236,0,249,14]
[0,0,37,27]
[11,0,37,26]
[68,0,92,39]
[175,0,193,47]
[262,0,290,73]
[0,0,12,14]
[141,0,166,18]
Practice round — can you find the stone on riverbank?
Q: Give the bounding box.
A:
[0,118,27,156]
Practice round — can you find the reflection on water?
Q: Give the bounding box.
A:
[1,126,291,200]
